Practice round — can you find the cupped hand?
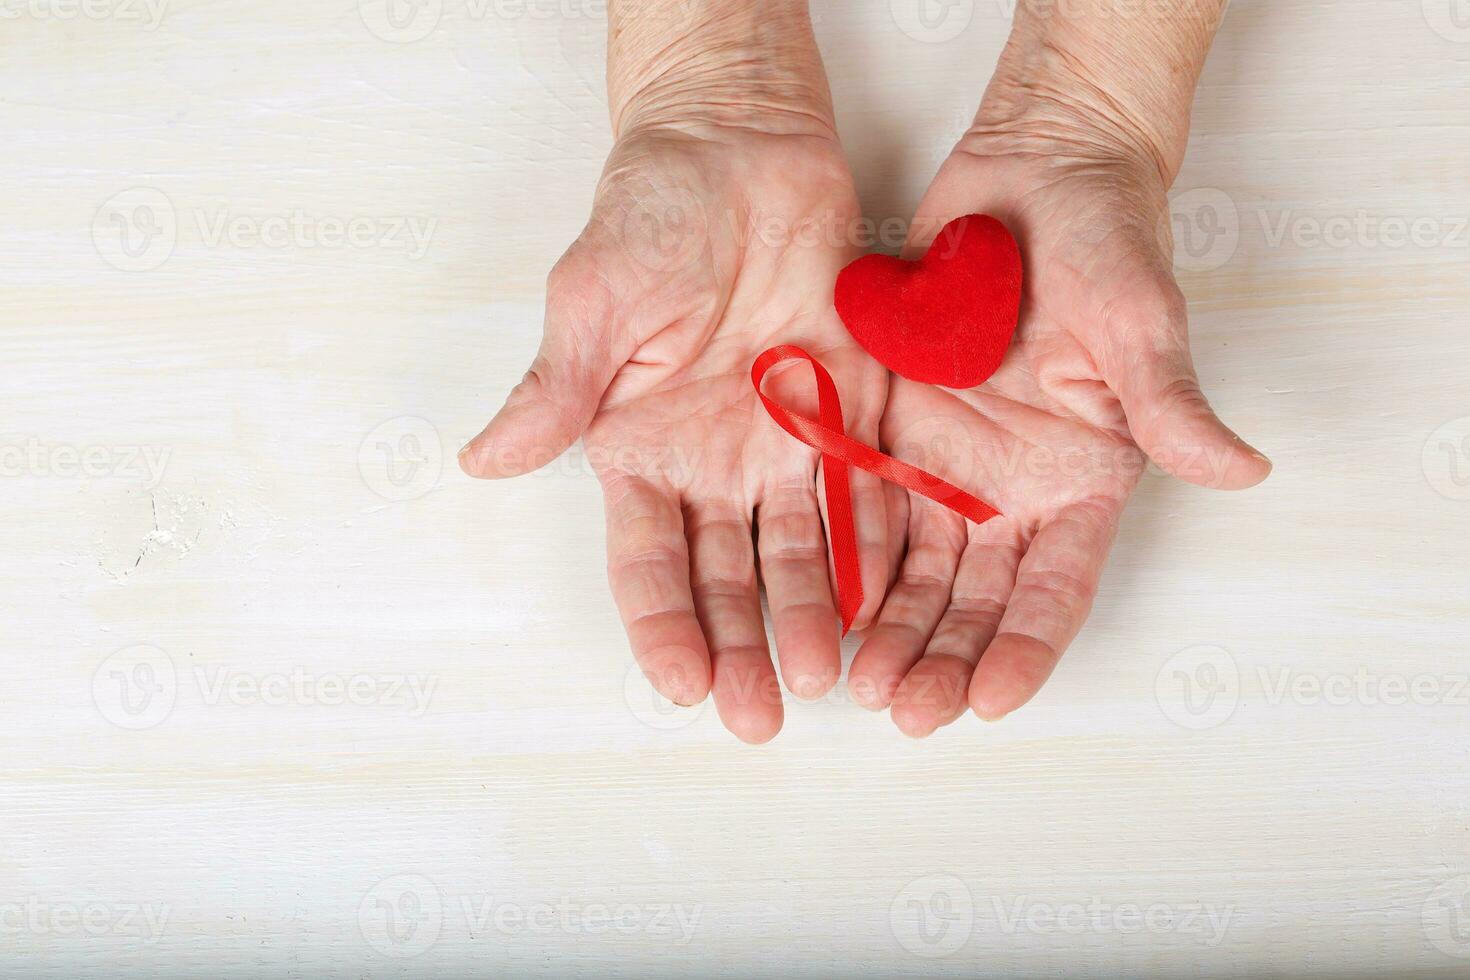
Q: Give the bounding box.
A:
[460,118,891,743]
[850,132,1271,737]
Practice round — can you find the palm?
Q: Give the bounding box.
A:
[466,125,889,742]
[585,130,880,501]
[850,146,1268,735]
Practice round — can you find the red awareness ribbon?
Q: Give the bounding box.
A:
[751,345,1001,634]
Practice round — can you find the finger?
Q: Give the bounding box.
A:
[890,520,1023,738]
[686,500,782,744]
[969,496,1125,721]
[847,499,965,711]
[460,247,631,479]
[1101,294,1271,491]
[883,479,910,589]
[755,481,841,701]
[601,472,711,707]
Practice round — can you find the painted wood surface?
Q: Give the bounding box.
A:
[2,0,1469,975]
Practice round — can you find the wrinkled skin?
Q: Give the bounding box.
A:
[462,98,1269,743]
[461,120,892,743]
[851,139,1270,736]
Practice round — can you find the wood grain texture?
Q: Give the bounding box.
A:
[2,0,1469,975]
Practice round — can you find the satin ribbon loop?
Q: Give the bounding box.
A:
[751,345,1001,635]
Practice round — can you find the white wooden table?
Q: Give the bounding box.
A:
[4,0,1469,975]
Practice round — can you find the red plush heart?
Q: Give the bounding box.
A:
[834,214,1022,389]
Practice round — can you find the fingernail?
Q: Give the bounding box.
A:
[458,430,486,461]
[648,649,704,706]
[790,674,828,701]
[972,702,1009,723]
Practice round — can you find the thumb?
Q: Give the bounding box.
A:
[1103,297,1272,491]
[459,256,627,479]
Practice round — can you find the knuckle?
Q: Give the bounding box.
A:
[1015,566,1095,613]
[546,246,617,327]
[758,508,823,556]
[944,594,1007,630]
[1101,285,1188,348]
[1155,374,1209,413]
